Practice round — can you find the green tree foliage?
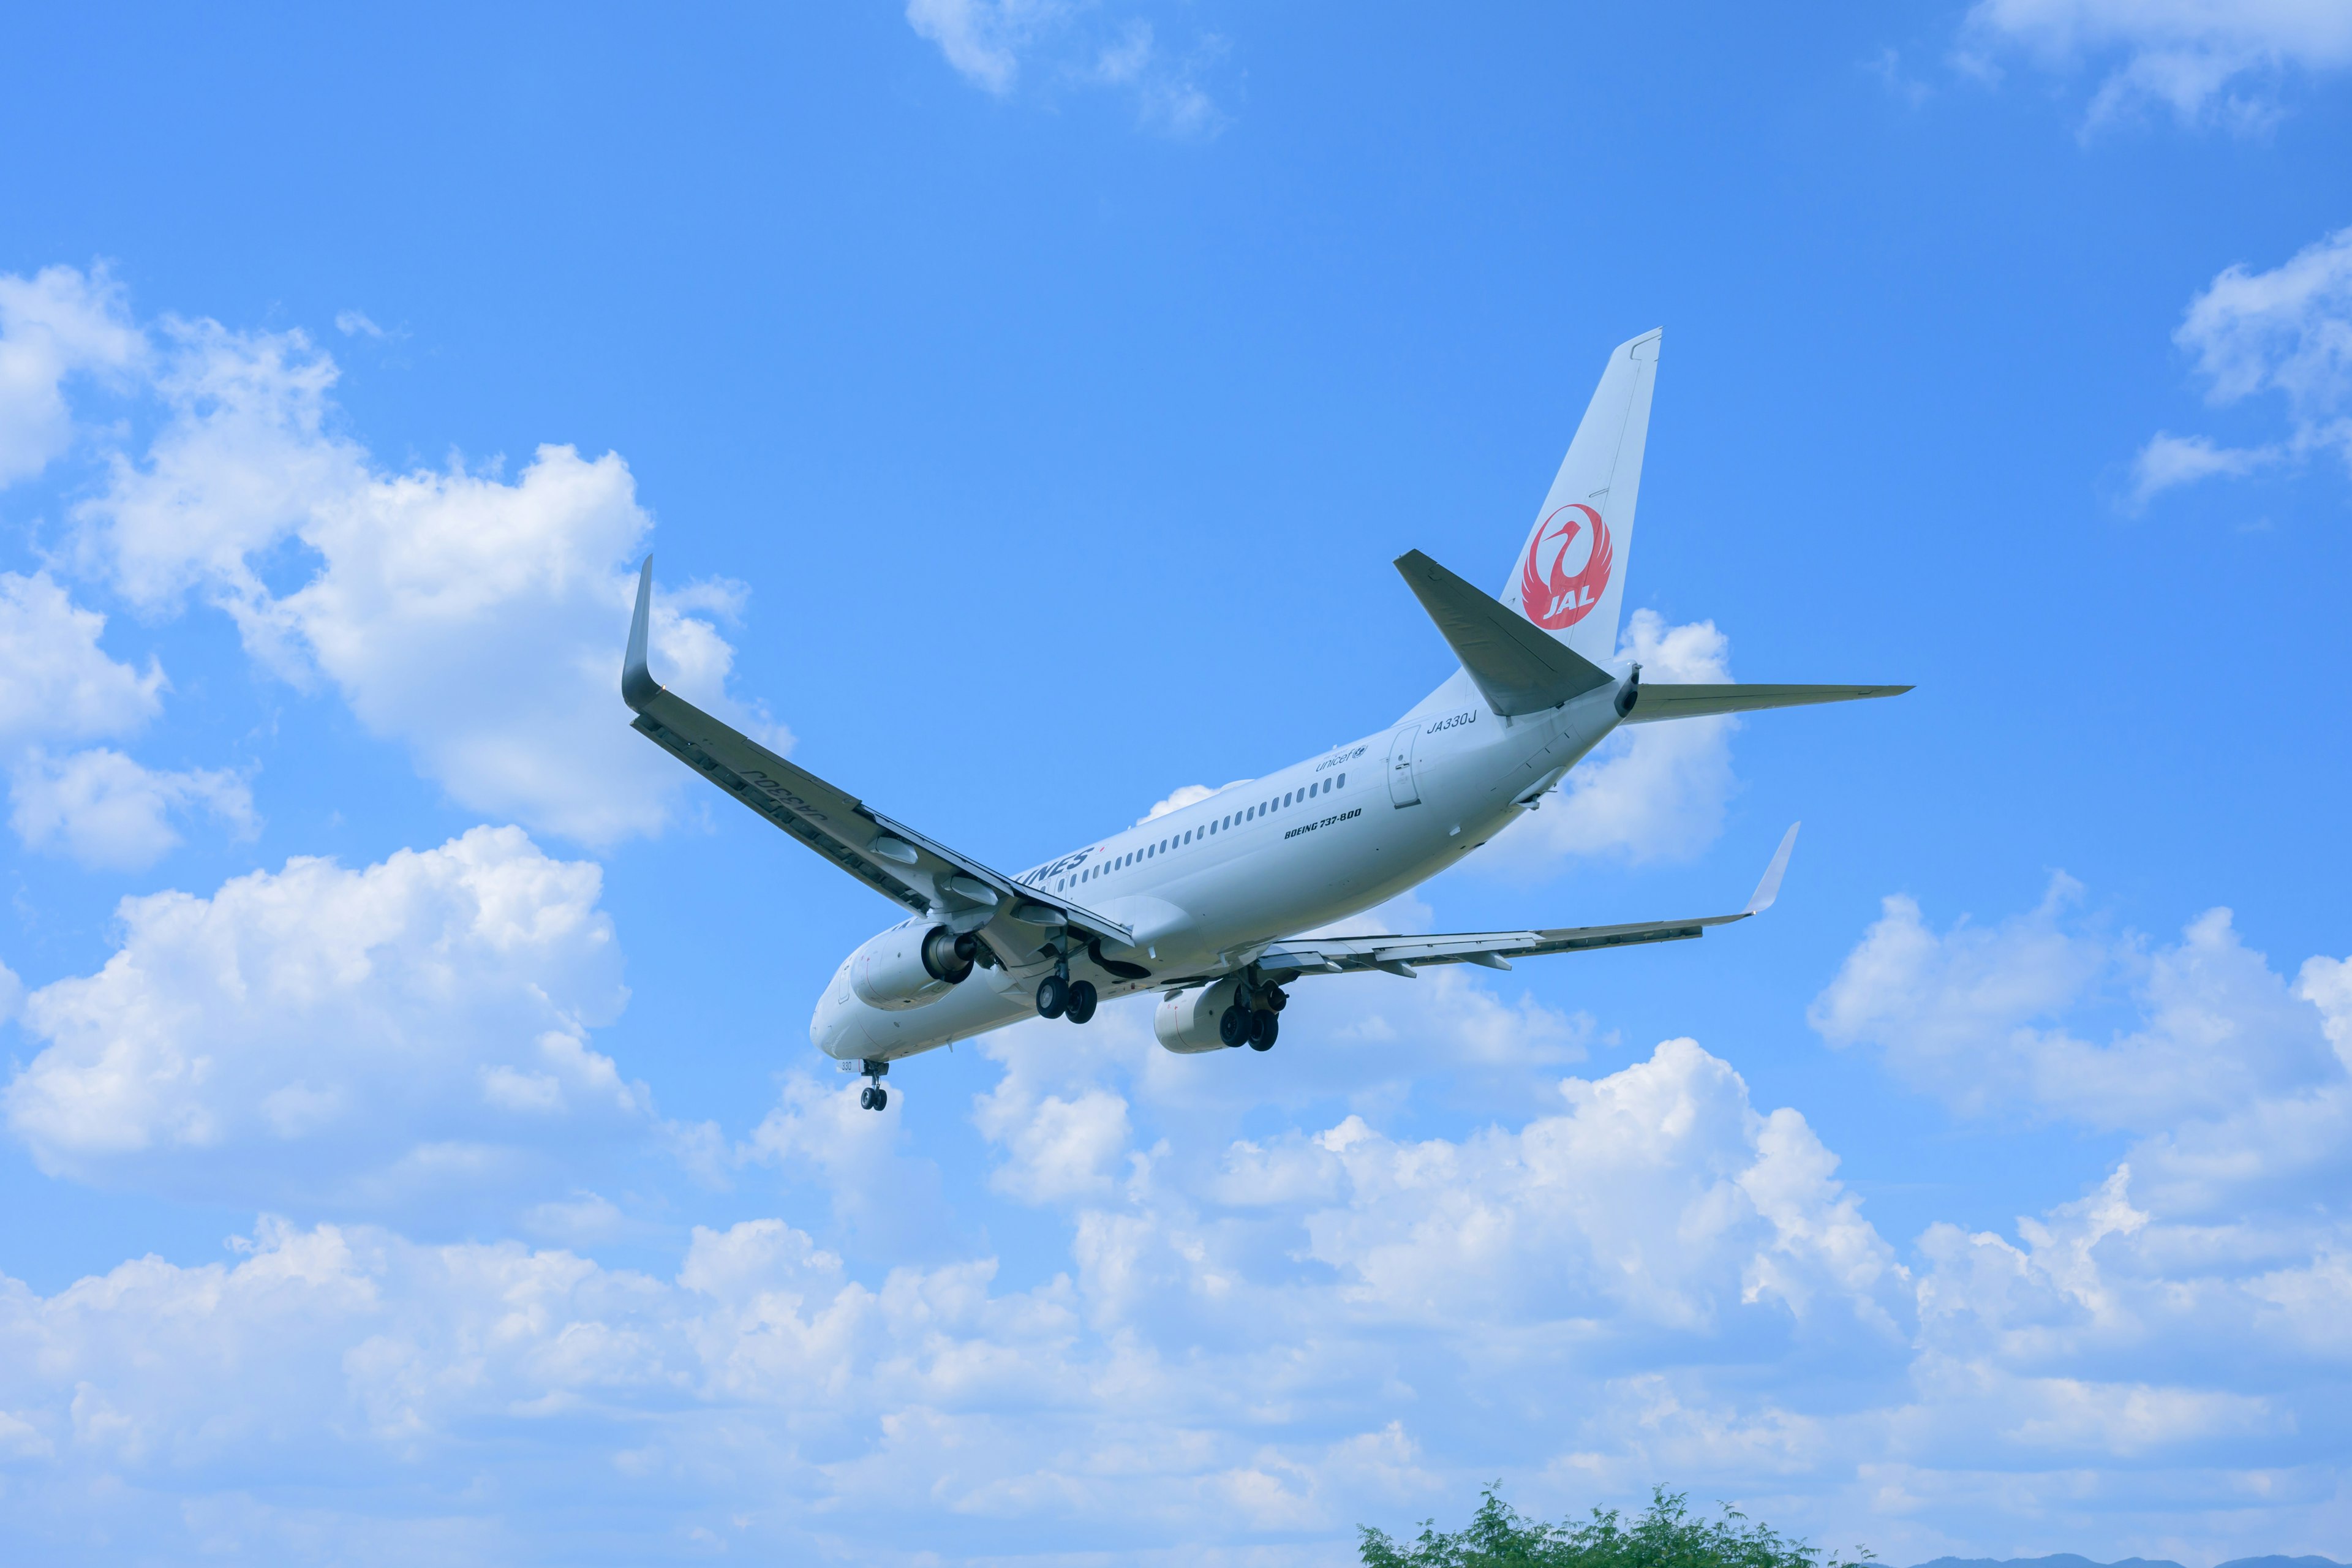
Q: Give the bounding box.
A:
[1360,1485,1874,1568]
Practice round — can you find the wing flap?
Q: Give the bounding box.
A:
[1256,824,1799,978]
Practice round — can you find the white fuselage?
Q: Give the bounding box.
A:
[810,670,1624,1063]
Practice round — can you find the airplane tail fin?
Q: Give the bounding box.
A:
[1499,329,1660,667]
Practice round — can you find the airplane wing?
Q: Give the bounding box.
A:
[1252,823,1798,979]
[1623,684,1910,722]
[620,559,1134,946]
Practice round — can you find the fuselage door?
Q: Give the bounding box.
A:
[1387,723,1423,808]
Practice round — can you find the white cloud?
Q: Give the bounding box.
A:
[1278,1041,1905,1338]
[1807,877,2352,1504]
[332,309,385,339]
[64,305,769,845]
[1496,609,1738,866]
[1964,0,2352,125]
[905,0,1226,137]
[2128,428,2280,504]
[3,826,639,1216]
[8,747,255,870]
[0,570,251,868]
[1810,875,2340,1131]
[7,950,2352,1559]
[973,1075,1133,1202]
[0,1036,1917,1559]
[0,570,164,747]
[905,0,1044,94]
[0,263,143,488]
[2132,224,2352,503]
[1140,779,1238,822]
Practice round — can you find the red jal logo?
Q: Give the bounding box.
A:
[1519,503,1613,629]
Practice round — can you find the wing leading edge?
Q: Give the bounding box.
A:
[1254,823,1799,979]
[620,559,1134,948]
[1623,684,1910,722]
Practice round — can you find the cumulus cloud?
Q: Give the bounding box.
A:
[1496,609,1738,866]
[2132,223,2352,504]
[1810,874,2340,1130]
[8,747,255,869]
[1284,1041,1906,1339]
[1807,876,2352,1513]
[60,304,768,845]
[0,570,163,747]
[1964,0,2352,125]
[4,826,640,1218]
[973,1073,1133,1202]
[1140,779,1241,823]
[905,0,1227,137]
[0,1037,1916,1559]
[9,918,2352,1561]
[0,263,143,487]
[0,569,252,868]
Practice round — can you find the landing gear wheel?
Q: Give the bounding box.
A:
[1262,986,1288,1014]
[859,1084,876,1110]
[1065,980,1098,1024]
[1248,1009,1279,1051]
[1219,1005,1250,1048]
[1035,974,1069,1019]
[870,1086,888,1111]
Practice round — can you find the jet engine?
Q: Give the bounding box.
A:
[850,925,978,1011]
[1153,976,1245,1054]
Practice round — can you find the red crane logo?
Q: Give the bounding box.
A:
[1518,503,1613,630]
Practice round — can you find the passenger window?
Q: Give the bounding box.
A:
[1337,773,1345,788]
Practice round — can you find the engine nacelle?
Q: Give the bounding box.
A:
[1154,976,1245,1054]
[850,925,977,1011]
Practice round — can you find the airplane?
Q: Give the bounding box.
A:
[621,330,1909,1111]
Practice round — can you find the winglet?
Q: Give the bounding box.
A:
[622,556,661,710]
[1744,823,1800,915]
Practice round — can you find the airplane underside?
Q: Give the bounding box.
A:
[617,328,1908,1114]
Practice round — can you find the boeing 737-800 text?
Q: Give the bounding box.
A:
[621,330,1908,1110]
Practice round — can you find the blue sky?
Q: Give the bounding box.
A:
[3,2,2351,1562]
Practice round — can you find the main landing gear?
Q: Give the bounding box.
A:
[1219,981,1286,1052]
[1035,965,1098,1025]
[858,1059,889,1112]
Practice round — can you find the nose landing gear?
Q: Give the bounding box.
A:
[858,1059,889,1112]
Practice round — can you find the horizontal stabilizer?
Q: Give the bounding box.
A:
[1395,549,1615,717]
[1623,683,1911,724]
